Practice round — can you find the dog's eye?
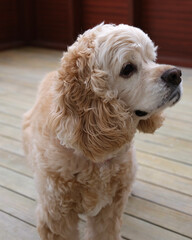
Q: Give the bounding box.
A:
[120,63,136,78]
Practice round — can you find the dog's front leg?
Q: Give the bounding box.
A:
[84,188,129,240]
[36,203,80,240]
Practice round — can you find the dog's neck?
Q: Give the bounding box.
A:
[94,142,133,167]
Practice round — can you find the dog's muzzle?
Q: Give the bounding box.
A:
[161,68,182,106]
[135,68,182,117]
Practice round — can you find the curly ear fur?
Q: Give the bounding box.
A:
[137,113,165,134]
[48,31,135,162]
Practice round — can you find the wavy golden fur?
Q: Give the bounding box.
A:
[23,24,182,240]
[48,31,136,162]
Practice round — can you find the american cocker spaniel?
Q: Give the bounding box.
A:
[23,24,182,240]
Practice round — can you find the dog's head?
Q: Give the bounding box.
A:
[95,24,182,132]
[50,24,182,161]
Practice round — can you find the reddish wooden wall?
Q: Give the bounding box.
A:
[0,0,80,50]
[135,0,192,67]
[81,0,133,29]
[33,0,80,49]
[0,0,192,67]
[0,0,24,49]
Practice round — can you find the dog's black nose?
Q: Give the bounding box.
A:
[161,68,182,86]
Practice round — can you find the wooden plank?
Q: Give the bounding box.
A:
[0,80,36,96]
[0,136,23,156]
[0,98,33,111]
[0,186,36,226]
[0,92,35,105]
[137,132,192,155]
[0,47,61,60]
[165,117,192,129]
[0,57,57,79]
[167,101,192,113]
[79,210,190,240]
[137,165,192,196]
[0,103,25,118]
[0,123,22,141]
[0,166,36,199]
[122,214,190,240]
[165,110,192,123]
[135,139,192,165]
[125,196,192,238]
[0,149,32,177]
[0,72,40,89]
[0,100,28,112]
[0,211,40,240]
[169,102,192,114]
[137,151,192,180]
[133,181,192,215]
[0,112,21,128]
[158,124,192,142]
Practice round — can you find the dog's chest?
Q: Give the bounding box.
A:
[75,161,125,216]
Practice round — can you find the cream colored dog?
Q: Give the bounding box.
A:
[23,24,182,240]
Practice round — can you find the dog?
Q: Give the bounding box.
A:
[22,23,182,240]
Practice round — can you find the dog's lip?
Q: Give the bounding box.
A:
[135,86,182,117]
[157,87,181,109]
[168,88,180,102]
[171,91,181,105]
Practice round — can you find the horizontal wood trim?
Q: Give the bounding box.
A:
[0,41,25,51]
[31,40,67,50]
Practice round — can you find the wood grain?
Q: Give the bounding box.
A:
[0,211,40,240]
[82,0,133,30]
[136,0,192,67]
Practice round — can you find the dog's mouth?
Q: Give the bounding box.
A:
[158,87,181,109]
[135,110,148,117]
[135,86,182,118]
[168,89,181,105]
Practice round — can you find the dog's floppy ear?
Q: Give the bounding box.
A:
[76,95,135,161]
[137,112,164,134]
[49,31,135,162]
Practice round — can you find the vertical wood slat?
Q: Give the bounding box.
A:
[18,0,35,45]
[32,0,81,49]
[82,0,133,31]
[0,0,81,50]
[0,0,24,50]
[135,0,192,67]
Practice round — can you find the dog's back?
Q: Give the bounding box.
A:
[22,71,57,163]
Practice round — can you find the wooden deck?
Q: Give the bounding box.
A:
[0,47,192,240]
